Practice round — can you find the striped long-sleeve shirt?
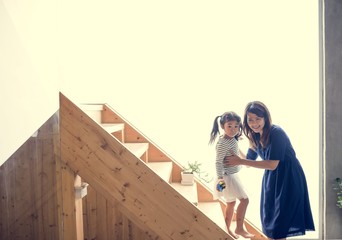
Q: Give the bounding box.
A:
[215,136,242,178]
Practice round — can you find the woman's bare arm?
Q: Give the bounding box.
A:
[238,158,279,170]
[226,153,279,170]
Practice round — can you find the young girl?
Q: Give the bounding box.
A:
[209,111,254,239]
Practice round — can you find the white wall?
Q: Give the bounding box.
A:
[0,0,59,163]
[58,2,319,237]
[0,0,319,238]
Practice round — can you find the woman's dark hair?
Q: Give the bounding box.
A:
[209,111,242,144]
[243,101,272,148]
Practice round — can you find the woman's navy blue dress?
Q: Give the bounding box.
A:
[246,125,315,239]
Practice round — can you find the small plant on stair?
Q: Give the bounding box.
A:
[181,161,212,185]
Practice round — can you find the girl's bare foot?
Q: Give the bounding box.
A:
[228,229,239,239]
[235,229,255,238]
[228,229,240,239]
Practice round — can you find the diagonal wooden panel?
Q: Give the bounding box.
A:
[59,92,231,240]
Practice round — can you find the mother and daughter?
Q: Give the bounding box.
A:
[209,101,315,240]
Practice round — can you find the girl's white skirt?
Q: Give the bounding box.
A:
[212,172,248,203]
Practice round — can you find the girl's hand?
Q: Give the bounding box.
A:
[216,179,226,192]
[225,151,242,166]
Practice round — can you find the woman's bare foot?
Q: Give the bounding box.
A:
[228,229,240,239]
[235,229,255,238]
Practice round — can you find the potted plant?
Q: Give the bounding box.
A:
[181,161,212,185]
[333,177,342,208]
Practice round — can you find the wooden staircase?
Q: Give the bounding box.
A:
[0,93,266,240]
[71,94,266,240]
[0,93,267,240]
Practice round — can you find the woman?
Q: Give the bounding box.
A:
[226,101,315,240]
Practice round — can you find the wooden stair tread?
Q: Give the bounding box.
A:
[78,104,103,111]
[197,202,252,239]
[171,182,198,205]
[197,202,227,231]
[147,162,172,182]
[124,143,149,158]
[101,123,124,133]
[78,104,103,123]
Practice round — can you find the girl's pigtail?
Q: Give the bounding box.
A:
[209,116,221,145]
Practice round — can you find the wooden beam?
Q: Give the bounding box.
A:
[74,175,84,240]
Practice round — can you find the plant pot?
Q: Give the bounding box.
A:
[181,171,194,185]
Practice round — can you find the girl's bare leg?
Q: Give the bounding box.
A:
[225,201,239,239]
[235,198,255,238]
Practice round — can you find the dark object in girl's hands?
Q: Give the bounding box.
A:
[217,180,226,192]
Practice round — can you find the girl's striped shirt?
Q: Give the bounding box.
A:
[215,135,242,178]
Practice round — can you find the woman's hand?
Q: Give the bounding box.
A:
[225,151,242,166]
